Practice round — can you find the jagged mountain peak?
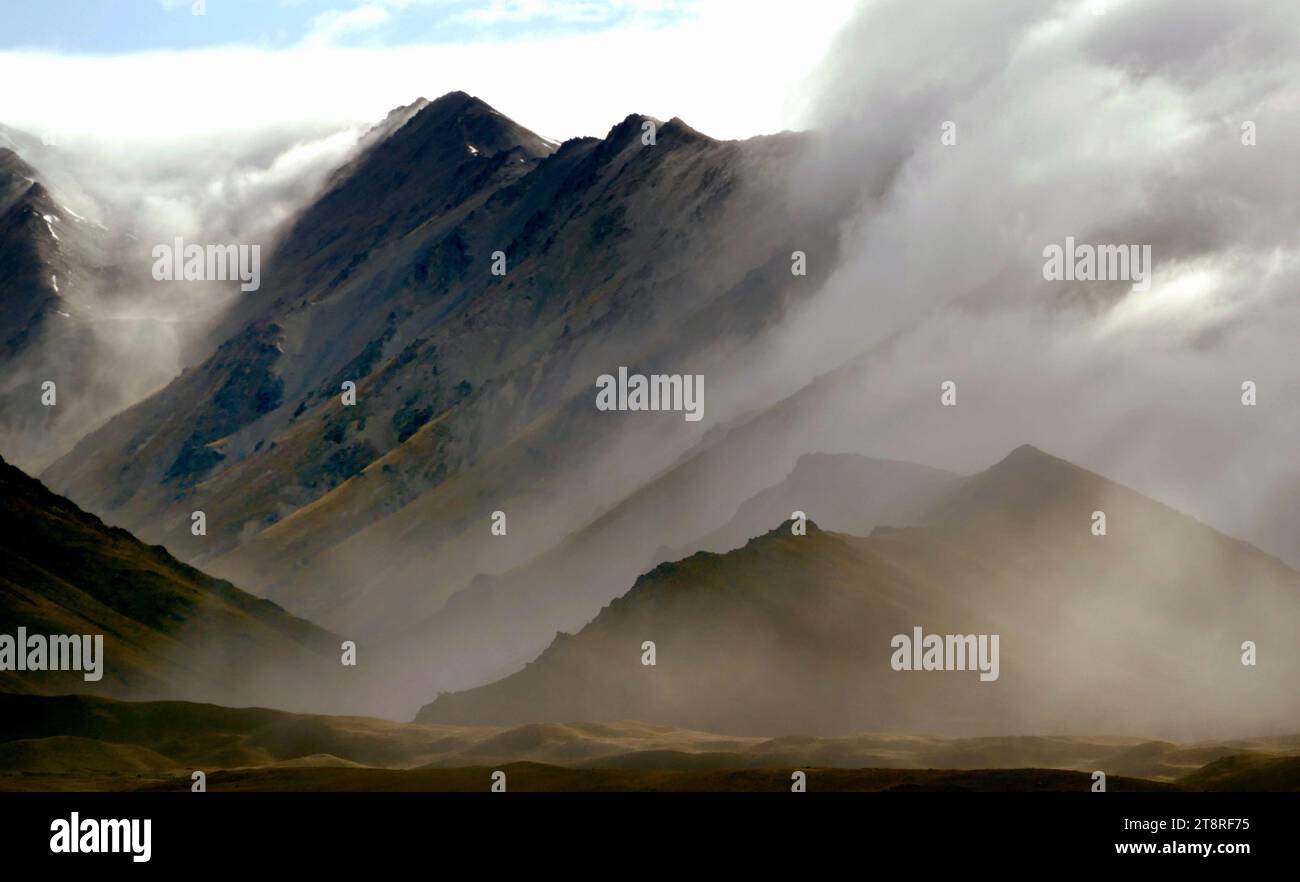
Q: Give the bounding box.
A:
[659,116,710,142]
[0,146,38,180]
[427,89,472,107]
[608,111,657,133]
[17,180,52,207]
[0,148,48,217]
[401,91,555,160]
[385,96,430,120]
[971,442,1098,494]
[995,442,1061,467]
[600,112,711,150]
[763,516,822,540]
[922,443,1109,529]
[918,443,1241,553]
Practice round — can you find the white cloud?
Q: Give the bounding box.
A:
[0,0,859,144]
[303,4,394,47]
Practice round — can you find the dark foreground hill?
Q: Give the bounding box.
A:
[0,456,345,710]
[2,693,1297,792]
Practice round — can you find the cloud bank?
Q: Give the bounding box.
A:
[706,0,1299,563]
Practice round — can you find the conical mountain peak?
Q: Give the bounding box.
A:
[402,91,555,160]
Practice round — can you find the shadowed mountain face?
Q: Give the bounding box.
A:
[0,147,130,471]
[0,148,59,354]
[0,456,346,711]
[40,93,842,639]
[417,446,1300,740]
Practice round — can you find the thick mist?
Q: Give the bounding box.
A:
[705,0,1300,564]
[366,0,1300,723]
[0,122,366,471]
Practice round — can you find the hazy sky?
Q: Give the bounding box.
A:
[0,0,858,142]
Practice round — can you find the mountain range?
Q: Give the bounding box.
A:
[36,92,845,646]
[0,92,1296,788]
[418,445,1300,740]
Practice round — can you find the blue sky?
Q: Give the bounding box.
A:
[0,0,696,53]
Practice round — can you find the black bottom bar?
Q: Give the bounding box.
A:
[0,791,1285,868]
